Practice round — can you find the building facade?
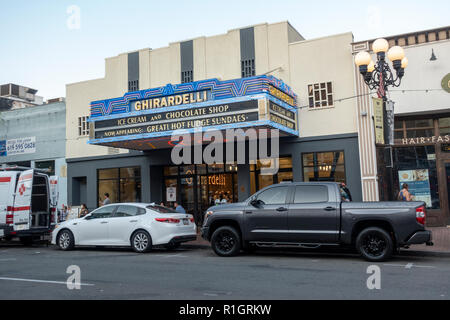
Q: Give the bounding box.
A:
[353,26,450,226]
[66,21,362,223]
[0,99,68,207]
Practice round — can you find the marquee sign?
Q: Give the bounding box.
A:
[88,75,299,150]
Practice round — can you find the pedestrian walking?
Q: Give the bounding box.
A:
[102,193,111,206]
[398,183,413,201]
[60,205,68,222]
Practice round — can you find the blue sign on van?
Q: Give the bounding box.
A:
[0,140,6,157]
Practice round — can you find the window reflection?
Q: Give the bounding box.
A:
[302,151,346,183]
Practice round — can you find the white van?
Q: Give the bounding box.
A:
[0,167,56,244]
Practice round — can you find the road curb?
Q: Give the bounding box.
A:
[398,250,450,258]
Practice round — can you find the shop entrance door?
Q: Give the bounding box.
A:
[198,173,237,225]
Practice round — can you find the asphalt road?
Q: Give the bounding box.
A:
[0,242,449,300]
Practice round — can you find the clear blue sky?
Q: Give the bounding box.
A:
[0,0,448,99]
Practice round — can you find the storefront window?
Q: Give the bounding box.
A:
[163,164,238,224]
[393,146,439,209]
[439,117,450,135]
[250,157,293,191]
[98,167,141,205]
[302,151,346,183]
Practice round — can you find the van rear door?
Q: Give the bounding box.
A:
[13,170,33,232]
[0,172,15,235]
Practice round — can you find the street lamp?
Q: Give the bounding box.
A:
[355,39,408,202]
[355,39,408,94]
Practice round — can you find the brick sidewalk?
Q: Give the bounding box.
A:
[186,227,450,253]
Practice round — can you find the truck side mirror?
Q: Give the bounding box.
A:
[250,199,261,207]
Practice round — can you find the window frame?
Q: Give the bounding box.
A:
[97,166,142,205]
[308,82,334,109]
[78,116,89,137]
[181,70,193,84]
[89,205,117,219]
[301,151,346,183]
[293,185,329,204]
[241,59,255,78]
[128,80,139,92]
[253,186,290,205]
[113,205,146,218]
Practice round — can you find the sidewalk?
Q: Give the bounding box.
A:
[403,226,450,256]
[185,227,450,256]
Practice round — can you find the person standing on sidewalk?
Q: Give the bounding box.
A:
[102,193,111,206]
[398,184,413,201]
[174,202,186,213]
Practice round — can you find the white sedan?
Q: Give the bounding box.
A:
[51,203,197,253]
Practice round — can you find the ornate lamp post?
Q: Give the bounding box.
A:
[354,39,408,201]
[355,39,408,97]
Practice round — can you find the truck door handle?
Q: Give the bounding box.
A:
[276,207,288,212]
[324,207,336,211]
[100,221,108,224]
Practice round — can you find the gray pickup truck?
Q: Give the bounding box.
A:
[201,182,433,261]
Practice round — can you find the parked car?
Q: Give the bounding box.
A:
[0,167,57,244]
[52,203,197,253]
[201,182,433,262]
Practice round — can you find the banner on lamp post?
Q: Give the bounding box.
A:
[386,100,395,145]
[373,98,384,145]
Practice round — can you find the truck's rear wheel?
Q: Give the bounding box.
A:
[57,230,75,251]
[356,227,393,262]
[211,226,241,257]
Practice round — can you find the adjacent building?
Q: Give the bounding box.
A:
[353,26,450,226]
[66,21,363,222]
[0,92,67,207]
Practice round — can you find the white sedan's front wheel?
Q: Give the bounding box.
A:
[57,230,75,251]
[131,230,152,253]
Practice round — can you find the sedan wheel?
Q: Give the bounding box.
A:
[131,231,152,253]
[58,230,75,251]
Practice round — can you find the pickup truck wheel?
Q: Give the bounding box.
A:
[211,226,241,257]
[57,230,75,251]
[356,227,393,262]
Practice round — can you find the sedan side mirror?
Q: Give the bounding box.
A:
[84,214,93,220]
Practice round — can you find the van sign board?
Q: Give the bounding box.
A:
[5,137,36,156]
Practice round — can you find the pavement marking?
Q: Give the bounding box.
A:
[384,263,436,269]
[0,258,17,262]
[0,277,94,287]
[153,253,188,258]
